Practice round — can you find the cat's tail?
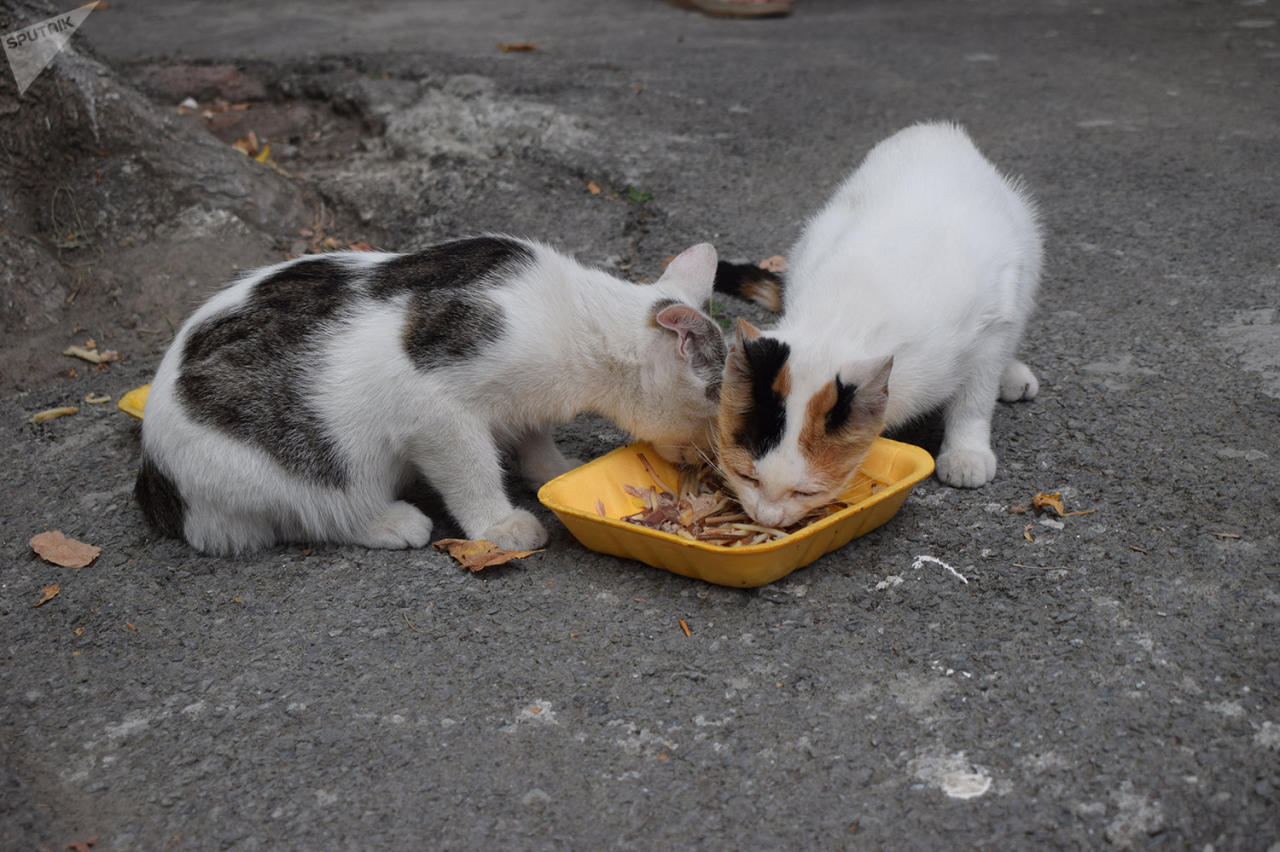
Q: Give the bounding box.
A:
[713,261,783,313]
[134,452,187,540]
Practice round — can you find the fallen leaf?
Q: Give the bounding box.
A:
[1023,523,1034,543]
[348,241,373,251]
[125,622,136,631]
[33,584,60,607]
[29,406,79,424]
[63,345,121,365]
[679,619,691,638]
[432,538,542,572]
[1007,504,1028,515]
[586,181,602,195]
[759,254,787,273]
[497,42,538,52]
[254,142,271,163]
[30,530,101,568]
[1031,492,1065,517]
[232,130,260,156]
[67,835,97,852]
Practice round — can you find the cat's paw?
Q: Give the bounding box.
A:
[358,501,434,549]
[935,448,998,488]
[999,360,1039,402]
[480,509,548,551]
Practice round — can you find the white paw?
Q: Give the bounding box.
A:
[359,501,434,549]
[480,509,548,551]
[935,448,998,489]
[999,361,1039,402]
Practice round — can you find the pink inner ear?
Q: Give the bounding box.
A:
[656,305,701,358]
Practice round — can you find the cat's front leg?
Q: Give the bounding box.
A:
[413,428,549,551]
[515,427,582,487]
[936,361,1003,489]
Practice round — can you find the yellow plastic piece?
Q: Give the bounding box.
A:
[538,437,935,588]
[117,384,150,420]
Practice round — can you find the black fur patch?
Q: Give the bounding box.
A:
[735,336,791,457]
[826,376,858,433]
[371,236,532,369]
[135,453,186,539]
[177,255,352,487]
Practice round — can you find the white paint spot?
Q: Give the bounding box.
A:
[909,751,993,799]
[1105,781,1164,847]
[875,574,904,590]
[517,699,558,725]
[521,788,552,807]
[105,712,152,741]
[1205,699,1246,718]
[912,555,969,584]
[1216,307,1280,398]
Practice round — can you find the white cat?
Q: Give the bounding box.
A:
[716,122,1042,527]
[136,237,726,555]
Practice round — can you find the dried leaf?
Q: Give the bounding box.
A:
[30,530,101,568]
[29,406,79,424]
[348,241,373,251]
[254,142,271,163]
[66,835,97,852]
[497,42,538,52]
[432,538,542,572]
[63,345,122,365]
[33,583,60,607]
[759,254,787,273]
[232,130,259,156]
[679,619,691,638]
[586,181,602,195]
[1031,492,1065,517]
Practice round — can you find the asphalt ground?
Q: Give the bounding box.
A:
[2,1,1278,848]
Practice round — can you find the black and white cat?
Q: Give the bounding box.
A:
[716,122,1042,527]
[135,236,726,555]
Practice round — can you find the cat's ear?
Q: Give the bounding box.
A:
[827,356,893,432]
[657,243,717,304]
[656,304,723,368]
[734,317,763,347]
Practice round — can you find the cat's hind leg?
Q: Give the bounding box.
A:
[999,360,1039,402]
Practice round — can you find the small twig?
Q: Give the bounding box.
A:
[402,612,421,633]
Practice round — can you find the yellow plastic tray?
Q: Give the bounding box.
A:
[117,384,150,419]
[538,437,934,588]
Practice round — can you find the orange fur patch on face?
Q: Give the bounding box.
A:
[798,379,886,492]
